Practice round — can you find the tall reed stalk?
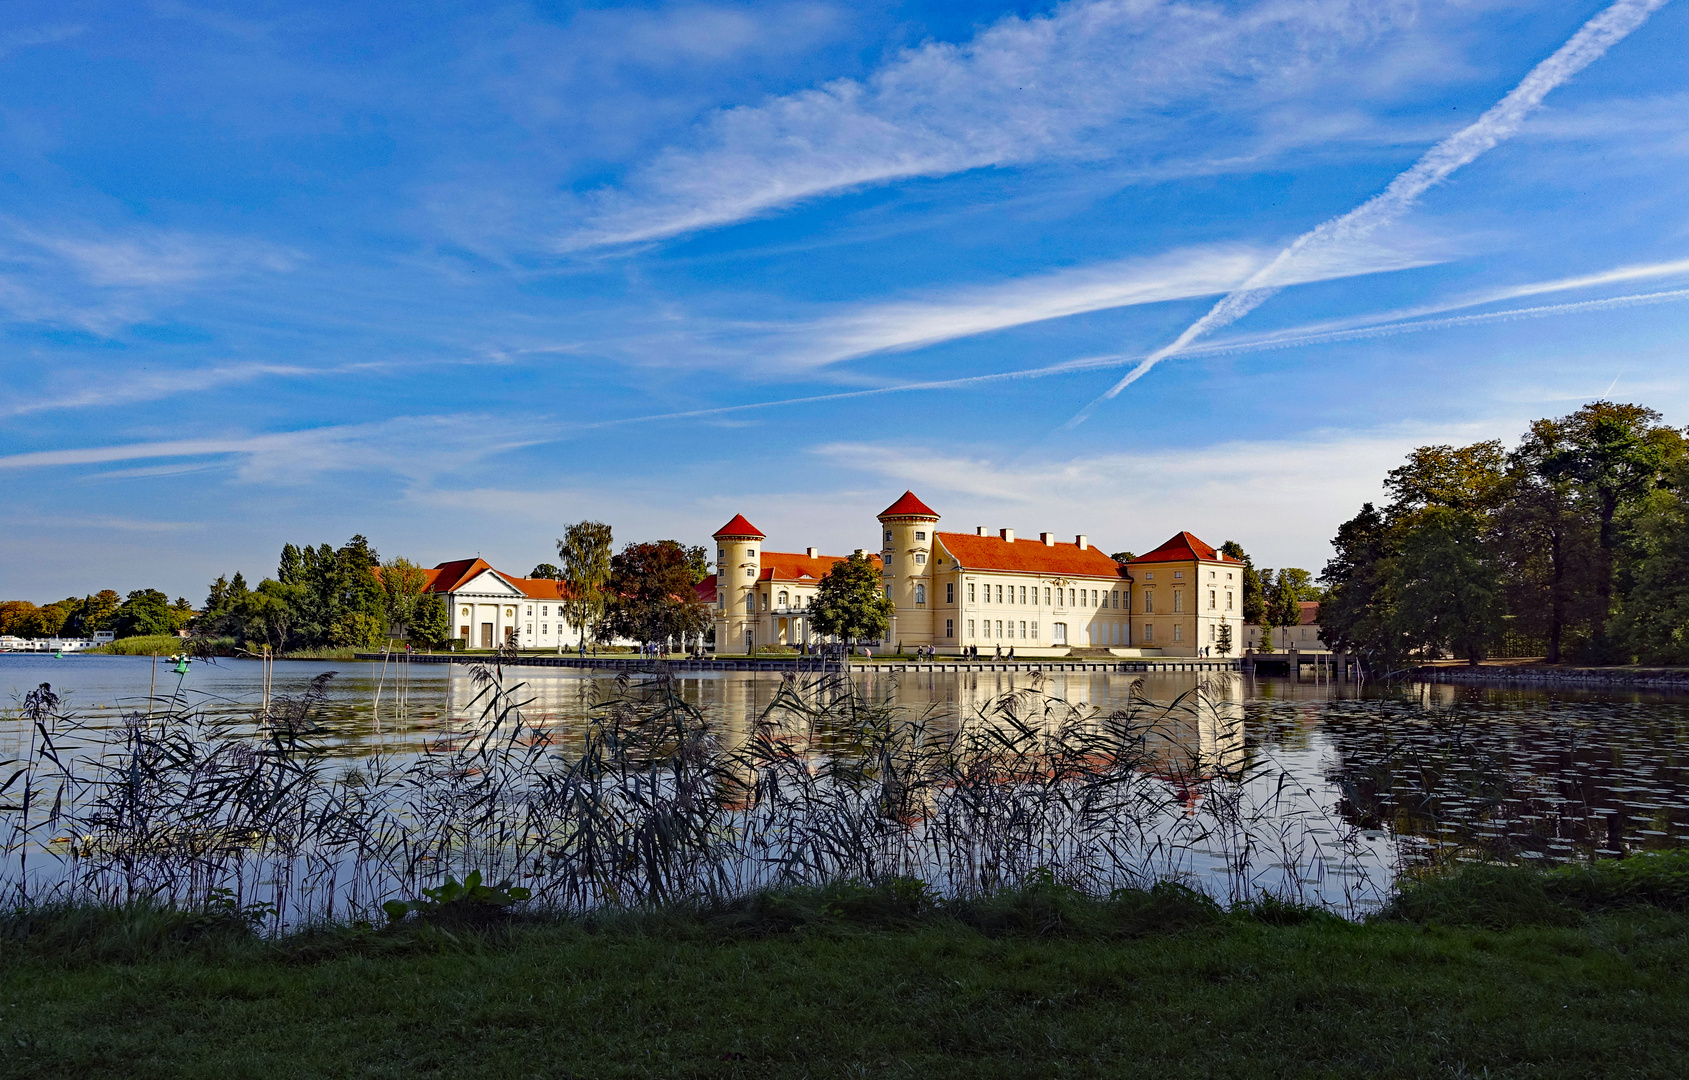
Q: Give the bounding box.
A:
[1,661,1383,931]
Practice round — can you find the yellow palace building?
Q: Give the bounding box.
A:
[710,491,1245,658]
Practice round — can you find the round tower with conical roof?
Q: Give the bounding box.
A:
[877,491,940,650]
[713,513,765,655]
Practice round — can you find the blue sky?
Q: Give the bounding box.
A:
[2,0,1687,602]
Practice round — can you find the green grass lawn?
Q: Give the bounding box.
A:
[4,876,1688,1079]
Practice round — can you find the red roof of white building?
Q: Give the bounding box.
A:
[878,490,940,520]
[712,514,766,539]
[423,559,572,600]
[1128,531,1238,565]
[755,551,879,582]
[934,532,1124,578]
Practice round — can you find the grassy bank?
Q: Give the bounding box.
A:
[3,861,1687,1079]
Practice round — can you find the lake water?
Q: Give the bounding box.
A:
[5,653,1687,910]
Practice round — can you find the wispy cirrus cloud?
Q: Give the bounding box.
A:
[0,414,552,486]
[784,232,1450,368]
[568,0,1431,247]
[0,219,299,333]
[0,23,83,60]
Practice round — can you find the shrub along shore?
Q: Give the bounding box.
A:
[2,857,1686,1079]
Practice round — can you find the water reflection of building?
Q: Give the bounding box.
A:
[444,668,1246,780]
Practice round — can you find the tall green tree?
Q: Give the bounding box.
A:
[1540,402,1682,657]
[558,520,614,650]
[1491,418,1602,662]
[808,553,894,652]
[1388,508,1505,666]
[1620,455,1689,664]
[1265,570,1308,651]
[1220,541,1267,625]
[112,589,174,638]
[528,563,562,580]
[598,540,710,650]
[1383,441,1507,516]
[1318,503,1401,669]
[379,558,431,640]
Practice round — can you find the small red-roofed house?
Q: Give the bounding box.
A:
[422,559,635,651]
[1125,534,1246,656]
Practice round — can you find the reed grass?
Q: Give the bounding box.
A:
[1,660,1394,932]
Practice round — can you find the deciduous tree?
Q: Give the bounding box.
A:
[558,521,614,651]
[598,540,710,650]
[808,553,893,652]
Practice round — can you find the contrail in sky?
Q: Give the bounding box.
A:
[1062,0,1672,430]
[4,285,1685,471]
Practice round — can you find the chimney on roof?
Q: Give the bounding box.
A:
[806,546,818,559]
[976,526,986,536]
[1076,534,1088,550]
[1000,528,1014,543]
[1040,532,1055,546]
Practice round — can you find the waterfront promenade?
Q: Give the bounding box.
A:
[353,652,1245,675]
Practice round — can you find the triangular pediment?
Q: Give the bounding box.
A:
[454,569,525,596]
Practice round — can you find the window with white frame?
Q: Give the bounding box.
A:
[1174,624,1183,641]
[968,619,975,638]
[915,531,926,540]
[1174,590,1184,613]
[1208,590,1216,609]
[778,590,789,608]
[1031,621,1038,638]
[968,582,976,602]
[1145,592,1154,614]
[1226,592,1234,610]
[1044,587,1051,605]
[995,620,1003,637]
[1144,624,1154,643]
[915,583,926,605]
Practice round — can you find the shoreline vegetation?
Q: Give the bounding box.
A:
[1,859,1686,1078]
[4,664,1687,1073]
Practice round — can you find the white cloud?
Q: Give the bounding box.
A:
[786,234,1448,367]
[0,414,552,488]
[0,219,299,333]
[568,0,1429,247]
[808,419,1517,570]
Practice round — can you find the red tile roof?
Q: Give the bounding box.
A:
[425,559,575,600]
[424,558,494,594]
[758,550,878,582]
[713,513,765,539]
[1128,531,1237,565]
[934,532,1124,578]
[878,490,939,520]
[694,577,718,603]
[1299,600,1320,625]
